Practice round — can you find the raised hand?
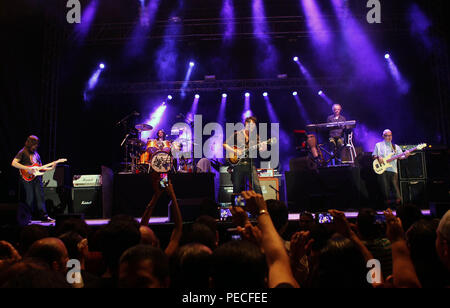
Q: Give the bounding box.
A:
[384,208,405,243]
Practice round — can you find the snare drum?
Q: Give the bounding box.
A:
[151,151,173,173]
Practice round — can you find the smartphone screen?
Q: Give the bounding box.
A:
[318,213,334,224]
[160,173,168,188]
[232,194,246,207]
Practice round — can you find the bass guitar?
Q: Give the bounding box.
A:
[20,158,68,182]
[373,144,426,175]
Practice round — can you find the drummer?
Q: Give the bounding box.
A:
[155,129,171,152]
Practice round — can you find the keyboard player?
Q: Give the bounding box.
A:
[326,104,346,159]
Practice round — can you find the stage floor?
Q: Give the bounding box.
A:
[29,210,431,227]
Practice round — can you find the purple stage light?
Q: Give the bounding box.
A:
[189,61,195,67]
[300,0,331,47]
[385,55,410,94]
[222,93,227,98]
[245,92,250,97]
[74,0,99,45]
[141,102,167,140]
[293,91,298,96]
[318,90,323,96]
[408,4,432,50]
[221,0,235,43]
[293,93,311,123]
[167,95,173,100]
[293,57,299,62]
[195,94,200,99]
[385,54,390,59]
[263,92,268,97]
[99,63,105,69]
[331,0,386,82]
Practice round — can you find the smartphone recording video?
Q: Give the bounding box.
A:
[231,193,246,207]
[317,213,334,224]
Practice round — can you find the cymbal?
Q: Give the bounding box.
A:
[135,124,153,131]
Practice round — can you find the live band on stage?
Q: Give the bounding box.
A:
[11,104,427,222]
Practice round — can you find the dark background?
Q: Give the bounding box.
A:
[1,0,449,202]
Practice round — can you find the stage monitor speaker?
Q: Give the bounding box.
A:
[73,187,103,219]
[399,152,425,180]
[44,187,72,217]
[0,203,31,226]
[286,167,361,212]
[400,180,427,206]
[425,149,449,180]
[175,198,219,221]
[259,178,279,201]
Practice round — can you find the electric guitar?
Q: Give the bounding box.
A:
[373,144,427,175]
[20,159,68,182]
[226,138,277,166]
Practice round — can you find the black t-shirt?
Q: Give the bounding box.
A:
[327,115,346,138]
[14,148,42,167]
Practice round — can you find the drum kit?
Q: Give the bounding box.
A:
[122,123,194,174]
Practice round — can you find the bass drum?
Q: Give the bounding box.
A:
[151,151,173,173]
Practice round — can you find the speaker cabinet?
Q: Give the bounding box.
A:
[399,152,425,180]
[219,166,233,186]
[400,180,427,206]
[427,179,450,203]
[73,187,103,219]
[219,186,234,204]
[259,178,279,200]
[425,150,449,180]
[44,186,73,217]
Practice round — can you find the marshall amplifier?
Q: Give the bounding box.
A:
[72,187,102,219]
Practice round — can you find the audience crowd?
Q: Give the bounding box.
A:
[0,178,449,289]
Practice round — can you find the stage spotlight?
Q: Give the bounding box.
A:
[318,90,323,96]
[385,54,390,59]
[222,93,227,98]
[99,63,105,69]
[245,92,250,97]
[293,57,299,62]
[292,91,298,96]
[263,92,268,97]
[167,95,173,100]
[189,61,195,67]
[195,94,200,99]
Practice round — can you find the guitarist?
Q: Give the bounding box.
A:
[223,117,266,195]
[372,129,410,206]
[11,135,55,222]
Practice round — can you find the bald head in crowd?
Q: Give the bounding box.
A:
[139,226,160,248]
[25,238,69,273]
[436,210,450,270]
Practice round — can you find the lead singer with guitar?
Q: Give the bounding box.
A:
[11,136,55,222]
[224,117,266,195]
[372,129,410,206]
